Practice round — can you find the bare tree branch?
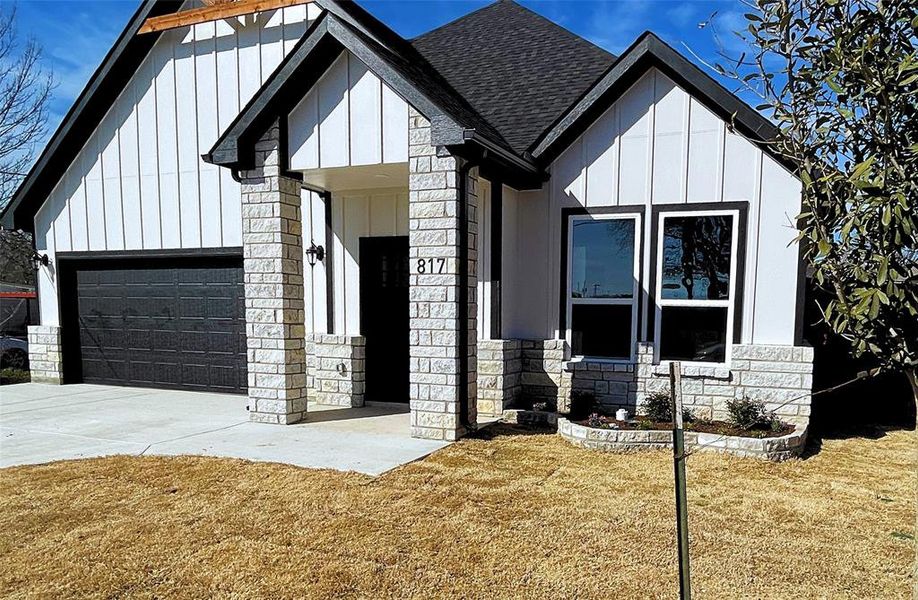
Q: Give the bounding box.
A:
[0,3,53,209]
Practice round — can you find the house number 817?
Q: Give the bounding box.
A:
[416,258,446,274]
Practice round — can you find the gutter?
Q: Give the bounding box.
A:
[462,129,543,177]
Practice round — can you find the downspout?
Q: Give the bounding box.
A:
[457,156,479,432]
[322,190,334,334]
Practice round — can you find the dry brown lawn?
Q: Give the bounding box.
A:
[0,424,914,599]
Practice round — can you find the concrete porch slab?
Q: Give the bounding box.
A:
[0,383,448,475]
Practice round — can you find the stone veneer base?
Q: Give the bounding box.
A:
[501,408,558,428]
[557,417,807,462]
[306,334,366,407]
[27,325,63,384]
[477,339,522,416]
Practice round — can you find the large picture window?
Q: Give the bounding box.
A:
[654,210,739,364]
[566,213,641,360]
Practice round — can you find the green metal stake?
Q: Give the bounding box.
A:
[669,360,692,600]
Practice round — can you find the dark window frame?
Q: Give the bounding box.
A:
[650,202,748,365]
[560,206,645,362]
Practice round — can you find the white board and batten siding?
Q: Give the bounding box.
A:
[504,67,802,346]
[286,49,412,335]
[288,50,409,170]
[301,178,494,340]
[33,4,321,326]
[300,189,408,336]
[316,188,408,335]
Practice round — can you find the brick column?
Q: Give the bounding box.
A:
[239,121,307,424]
[27,325,63,384]
[407,108,477,440]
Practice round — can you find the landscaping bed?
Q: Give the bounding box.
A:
[575,414,795,438]
[559,391,807,460]
[558,417,807,461]
[0,368,29,385]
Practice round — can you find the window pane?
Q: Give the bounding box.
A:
[659,306,728,362]
[661,215,733,300]
[571,219,635,299]
[571,304,632,358]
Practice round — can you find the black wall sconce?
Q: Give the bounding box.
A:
[30,252,50,270]
[305,241,325,267]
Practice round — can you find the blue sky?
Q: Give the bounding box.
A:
[15,0,753,141]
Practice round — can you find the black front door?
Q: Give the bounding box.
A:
[360,236,409,403]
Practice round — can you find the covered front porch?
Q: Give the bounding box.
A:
[204,15,542,440]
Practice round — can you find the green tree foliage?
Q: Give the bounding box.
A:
[0,228,33,286]
[718,0,918,403]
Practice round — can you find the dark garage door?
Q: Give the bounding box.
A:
[61,255,247,393]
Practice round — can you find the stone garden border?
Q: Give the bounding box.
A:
[557,417,807,461]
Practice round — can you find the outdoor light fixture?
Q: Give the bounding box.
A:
[30,252,50,270]
[305,241,325,267]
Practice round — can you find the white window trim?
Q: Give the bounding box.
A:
[653,208,740,367]
[566,212,642,363]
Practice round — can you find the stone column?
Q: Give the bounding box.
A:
[521,339,568,410]
[239,120,308,424]
[306,333,366,407]
[27,325,63,384]
[477,339,521,416]
[407,108,478,440]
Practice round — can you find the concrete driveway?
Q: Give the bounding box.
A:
[0,383,448,475]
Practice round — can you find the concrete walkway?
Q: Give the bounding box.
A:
[0,383,448,475]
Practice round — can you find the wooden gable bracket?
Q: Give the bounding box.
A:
[139,0,314,34]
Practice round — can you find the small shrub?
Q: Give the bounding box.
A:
[569,390,596,420]
[640,390,695,423]
[642,391,671,421]
[587,412,604,428]
[0,368,30,385]
[635,419,654,430]
[768,413,785,432]
[726,396,781,430]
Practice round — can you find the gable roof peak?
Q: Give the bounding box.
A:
[412,0,615,154]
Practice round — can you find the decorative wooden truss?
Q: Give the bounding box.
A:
[139,0,314,34]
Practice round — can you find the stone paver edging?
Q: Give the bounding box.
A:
[557,417,807,461]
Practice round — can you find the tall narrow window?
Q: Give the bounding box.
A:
[655,211,738,363]
[567,213,641,360]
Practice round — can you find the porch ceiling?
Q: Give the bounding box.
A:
[299,163,408,193]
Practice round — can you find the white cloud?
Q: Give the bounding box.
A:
[709,8,752,56]
[666,3,697,29]
[580,0,655,54]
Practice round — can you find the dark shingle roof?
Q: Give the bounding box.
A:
[208,3,534,175]
[330,3,512,152]
[412,0,616,155]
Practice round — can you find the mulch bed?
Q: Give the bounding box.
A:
[574,415,795,438]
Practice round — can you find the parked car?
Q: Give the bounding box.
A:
[0,335,28,369]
